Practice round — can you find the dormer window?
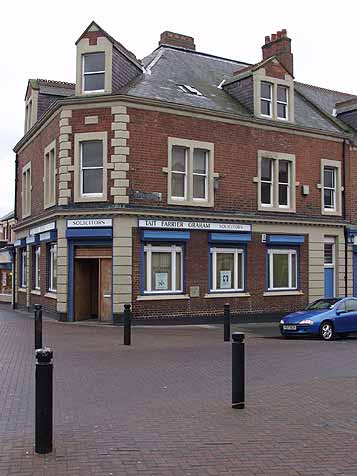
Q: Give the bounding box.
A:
[277,85,288,120]
[260,82,272,117]
[82,52,105,93]
[178,84,203,96]
[260,81,290,121]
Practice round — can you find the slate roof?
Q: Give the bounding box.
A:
[27,79,75,99]
[124,46,344,134]
[0,211,14,222]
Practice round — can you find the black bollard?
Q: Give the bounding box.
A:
[232,332,245,409]
[34,304,43,350]
[124,303,132,346]
[35,348,53,454]
[224,303,231,342]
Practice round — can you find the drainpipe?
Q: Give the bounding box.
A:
[13,154,18,309]
[342,139,348,297]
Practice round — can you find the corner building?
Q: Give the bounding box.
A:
[13,23,357,322]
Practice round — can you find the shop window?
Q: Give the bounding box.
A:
[33,246,41,290]
[210,247,244,292]
[22,162,32,218]
[48,243,57,292]
[143,244,183,294]
[256,151,295,213]
[44,140,56,208]
[20,248,27,288]
[82,52,105,93]
[268,248,297,291]
[167,138,215,207]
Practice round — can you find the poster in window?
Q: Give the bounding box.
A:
[155,272,169,290]
[220,270,231,289]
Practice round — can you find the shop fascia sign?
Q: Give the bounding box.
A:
[29,222,56,236]
[67,218,112,228]
[138,218,251,232]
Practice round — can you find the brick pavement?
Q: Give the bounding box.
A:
[1,306,357,475]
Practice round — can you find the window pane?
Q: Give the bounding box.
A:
[272,253,289,288]
[84,53,105,73]
[261,82,272,99]
[217,253,234,290]
[144,251,148,291]
[84,73,105,91]
[346,300,357,312]
[82,169,103,194]
[172,146,186,172]
[52,245,57,291]
[237,253,243,289]
[172,173,185,197]
[152,252,171,291]
[277,85,287,102]
[261,159,272,181]
[175,252,181,291]
[279,160,289,183]
[261,183,271,204]
[193,175,206,199]
[324,189,333,208]
[279,184,288,206]
[277,102,287,119]
[193,149,207,174]
[324,243,333,264]
[261,100,271,116]
[291,253,297,288]
[82,141,103,167]
[324,167,335,188]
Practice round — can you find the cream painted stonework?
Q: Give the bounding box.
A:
[110,105,130,204]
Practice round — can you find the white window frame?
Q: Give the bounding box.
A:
[80,141,104,198]
[82,53,105,94]
[22,162,32,218]
[144,244,183,294]
[166,138,216,207]
[21,249,27,288]
[261,158,273,207]
[44,140,56,208]
[277,85,289,121]
[323,166,336,212]
[192,149,209,202]
[48,243,57,293]
[268,248,297,291]
[256,151,296,213]
[171,146,188,201]
[210,247,244,293]
[33,246,41,290]
[278,160,291,209]
[260,81,273,118]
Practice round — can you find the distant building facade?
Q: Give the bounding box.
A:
[12,23,357,321]
[0,211,15,303]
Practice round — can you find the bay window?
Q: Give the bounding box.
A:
[210,248,244,292]
[144,244,183,294]
[268,249,297,291]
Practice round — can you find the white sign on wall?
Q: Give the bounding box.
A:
[29,222,56,236]
[220,271,232,289]
[67,219,113,228]
[138,219,251,232]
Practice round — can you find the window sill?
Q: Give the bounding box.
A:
[204,292,251,299]
[45,292,57,300]
[258,206,296,213]
[18,287,27,293]
[31,289,41,296]
[263,290,303,297]
[168,199,214,208]
[137,294,190,301]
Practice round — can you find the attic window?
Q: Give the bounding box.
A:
[83,52,105,93]
[178,84,203,96]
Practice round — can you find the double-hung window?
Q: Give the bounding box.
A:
[144,244,183,294]
[210,248,244,292]
[44,141,56,208]
[258,153,295,212]
[82,52,105,93]
[260,82,272,117]
[22,163,31,218]
[20,249,27,288]
[277,85,288,120]
[48,243,57,293]
[268,248,297,291]
[323,166,336,211]
[168,138,215,207]
[33,246,40,290]
[80,140,103,196]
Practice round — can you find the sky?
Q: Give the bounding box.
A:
[1,0,357,217]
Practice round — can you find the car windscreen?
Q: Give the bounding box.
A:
[305,298,341,310]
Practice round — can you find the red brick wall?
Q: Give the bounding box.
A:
[132,229,308,320]
[127,108,344,218]
[16,115,60,221]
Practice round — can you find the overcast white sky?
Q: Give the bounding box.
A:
[1,0,356,217]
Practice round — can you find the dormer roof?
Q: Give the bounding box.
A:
[25,79,75,100]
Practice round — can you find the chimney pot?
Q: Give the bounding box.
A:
[262,29,293,76]
[271,33,277,41]
[282,29,287,36]
[277,31,282,39]
[265,35,270,44]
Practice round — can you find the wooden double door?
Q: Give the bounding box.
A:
[74,247,112,321]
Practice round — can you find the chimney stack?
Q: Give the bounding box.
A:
[159,31,196,51]
[262,29,293,76]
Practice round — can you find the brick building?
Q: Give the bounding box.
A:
[0,211,15,303]
[12,22,357,321]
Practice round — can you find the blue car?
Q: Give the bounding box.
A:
[280,297,357,341]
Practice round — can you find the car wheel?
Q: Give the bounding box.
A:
[320,321,334,341]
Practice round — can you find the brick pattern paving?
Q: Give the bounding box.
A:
[1,306,357,475]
